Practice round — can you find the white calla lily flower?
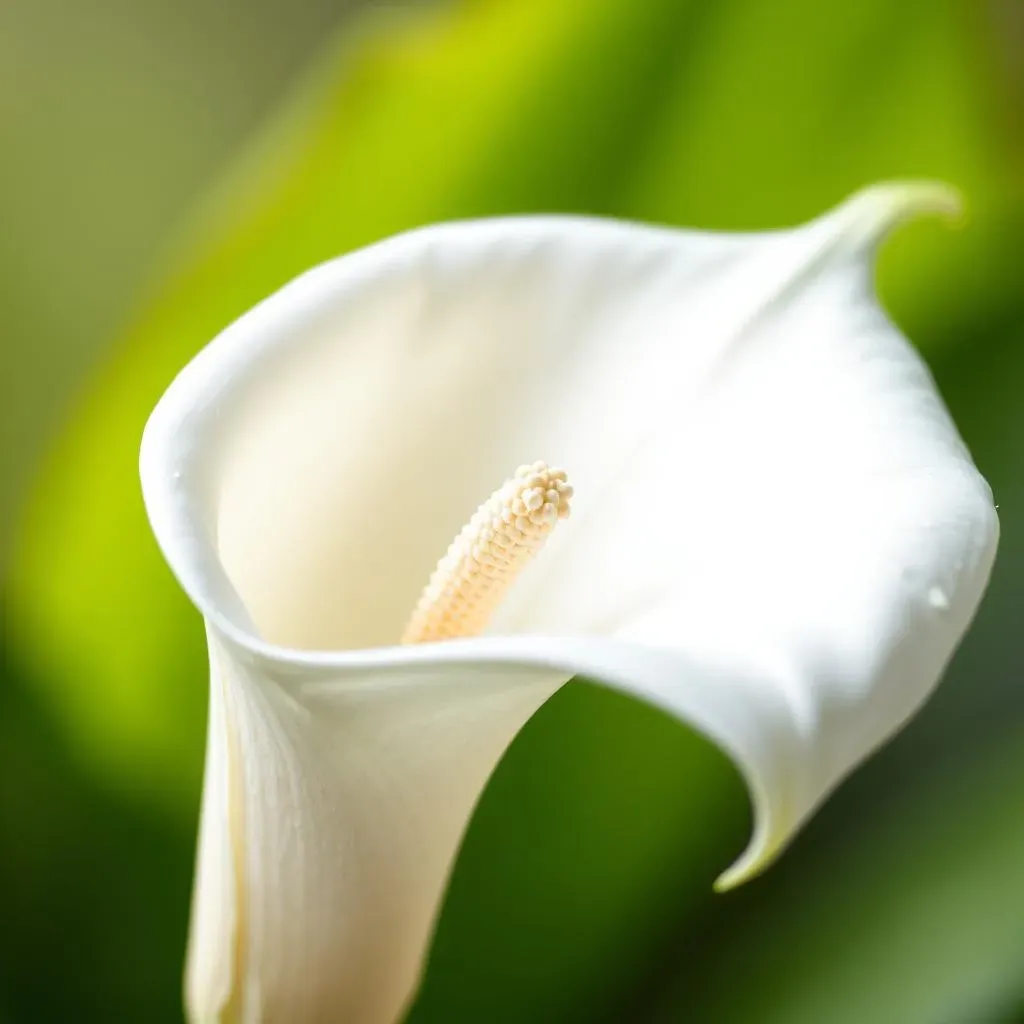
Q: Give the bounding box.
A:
[140,183,998,1024]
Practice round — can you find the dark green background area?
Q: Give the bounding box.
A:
[3,0,1023,1021]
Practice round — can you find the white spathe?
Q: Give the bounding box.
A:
[140,184,998,1024]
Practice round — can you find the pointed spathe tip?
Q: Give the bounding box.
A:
[828,180,966,250]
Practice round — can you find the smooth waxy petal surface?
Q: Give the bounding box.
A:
[140,184,998,1023]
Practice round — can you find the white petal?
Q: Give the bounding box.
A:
[187,631,566,1022]
[141,183,998,1022]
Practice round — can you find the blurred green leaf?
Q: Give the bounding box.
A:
[7,0,1023,1020]
[411,684,747,1022]
[645,732,1024,1024]
[0,651,193,1023]
[0,0,346,553]
[620,0,1024,345]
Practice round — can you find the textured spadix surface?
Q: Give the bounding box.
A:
[140,184,998,1024]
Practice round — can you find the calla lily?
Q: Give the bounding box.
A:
[140,183,998,1024]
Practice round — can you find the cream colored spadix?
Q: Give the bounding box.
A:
[140,183,998,1024]
[402,462,573,644]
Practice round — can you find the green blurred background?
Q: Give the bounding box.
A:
[3,0,1023,1020]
